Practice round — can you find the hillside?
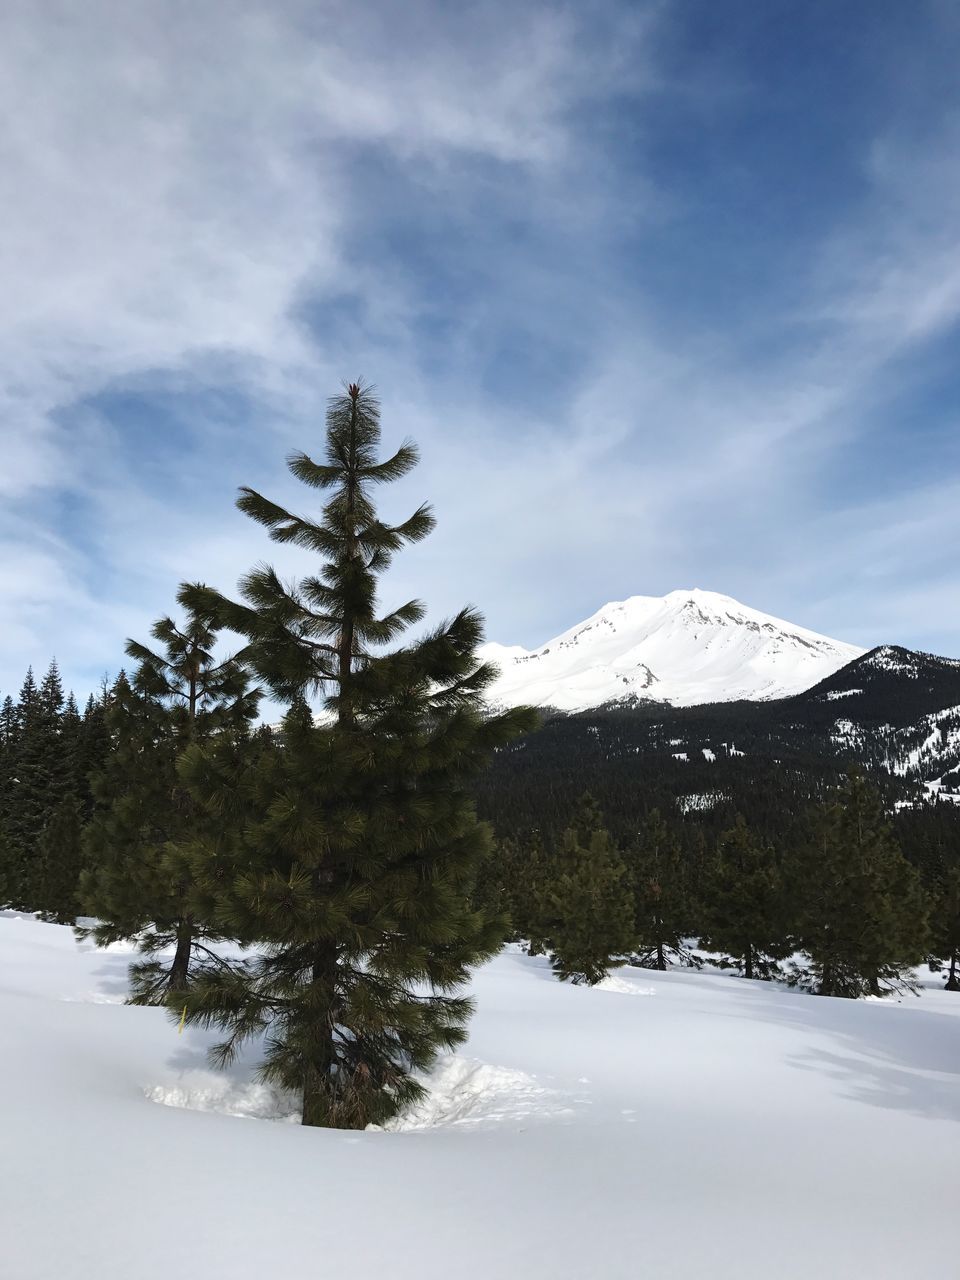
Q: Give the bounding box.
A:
[478,644,960,841]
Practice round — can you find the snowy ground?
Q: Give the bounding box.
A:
[2,913,958,1279]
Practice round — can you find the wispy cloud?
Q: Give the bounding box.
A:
[2,1,960,698]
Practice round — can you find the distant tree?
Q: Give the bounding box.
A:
[0,828,12,909]
[908,813,960,992]
[700,815,787,979]
[627,808,694,970]
[791,772,927,998]
[0,695,18,906]
[485,828,553,955]
[540,798,634,984]
[3,662,76,908]
[928,862,960,991]
[36,797,84,924]
[75,690,112,818]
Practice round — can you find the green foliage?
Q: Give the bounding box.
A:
[627,808,695,970]
[700,816,787,979]
[539,798,634,985]
[789,772,927,998]
[928,862,960,991]
[36,797,83,924]
[177,381,536,1128]
[0,661,106,912]
[80,609,258,1002]
[899,804,960,992]
[489,829,553,954]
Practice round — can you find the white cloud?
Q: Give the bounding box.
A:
[3,1,960,701]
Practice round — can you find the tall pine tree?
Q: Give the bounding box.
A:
[177,380,536,1128]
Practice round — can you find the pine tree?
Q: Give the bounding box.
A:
[700,815,787,979]
[80,613,258,1001]
[0,694,17,905]
[485,829,552,954]
[540,817,635,985]
[36,797,83,924]
[913,814,960,992]
[0,827,11,909]
[177,380,536,1128]
[76,689,111,818]
[4,663,73,908]
[627,808,693,970]
[791,772,927,998]
[929,863,960,991]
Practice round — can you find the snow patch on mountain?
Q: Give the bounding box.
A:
[481,589,863,713]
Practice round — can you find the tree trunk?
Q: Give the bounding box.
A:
[655,919,666,971]
[946,951,960,993]
[301,942,339,1127]
[168,917,193,992]
[744,945,754,981]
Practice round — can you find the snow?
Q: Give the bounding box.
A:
[832,717,862,742]
[887,705,960,778]
[677,791,727,812]
[2,914,959,1279]
[479,588,863,713]
[864,646,960,677]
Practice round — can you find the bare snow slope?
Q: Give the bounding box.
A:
[480,588,863,712]
[2,913,959,1280]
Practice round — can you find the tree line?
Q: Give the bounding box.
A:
[0,663,111,919]
[482,775,960,997]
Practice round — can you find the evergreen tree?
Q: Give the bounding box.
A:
[0,695,17,905]
[790,772,927,998]
[700,815,787,979]
[80,614,258,1001]
[3,663,74,908]
[540,815,635,985]
[627,808,693,970]
[76,691,111,819]
[36,797,83,924]
[910,814,960,991]
[178,380,536,1128]
[511,829,553,956]
[0,828,11,909]
[928,862,960,991]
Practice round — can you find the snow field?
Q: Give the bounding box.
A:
[2,914,959,1279]
[479,588,863,711]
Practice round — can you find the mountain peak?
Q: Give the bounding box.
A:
[480,590,863,713]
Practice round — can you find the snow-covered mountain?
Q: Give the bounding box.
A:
[480,589,864,713]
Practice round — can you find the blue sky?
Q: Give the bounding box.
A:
[3,0,960,700]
